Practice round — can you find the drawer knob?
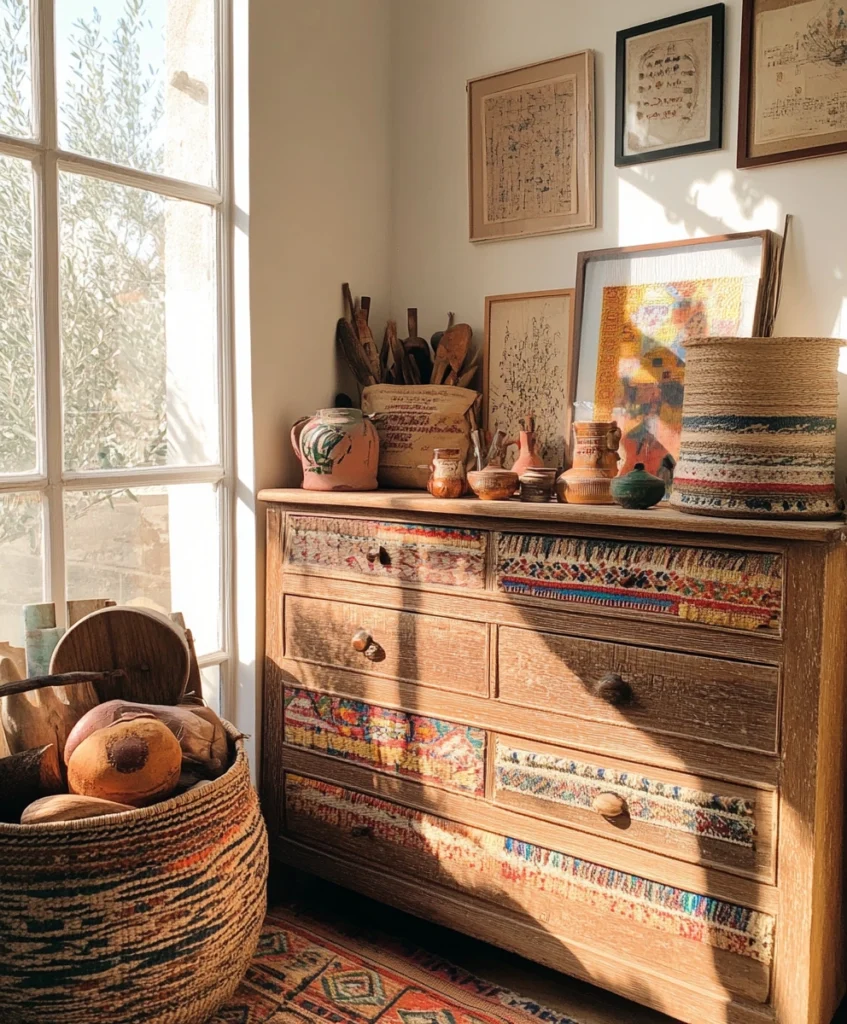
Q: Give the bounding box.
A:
[592,792,628,818]
[351,825,373,838]
[366,546,391,566]
[351,629,382,661]
[593,672,633,706]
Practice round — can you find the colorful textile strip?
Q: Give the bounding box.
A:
[284,688,485,795]
[287,515,486,589]
[494,743,756,848]
[286,776,774,965]
[495,533,783,631]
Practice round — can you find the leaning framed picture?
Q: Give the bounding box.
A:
[616,4,725,166]
[483,289,576,468]
[738,0,847,167]
[468,51,595,242]
[572,230,783,476]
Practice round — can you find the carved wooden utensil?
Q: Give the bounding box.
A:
[402,308,430,384]
[431,323,472,385]
[50,607,190,706]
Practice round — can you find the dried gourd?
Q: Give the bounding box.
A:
[64,700,229,777]
[66,718,182,807]
[21,794,134,824]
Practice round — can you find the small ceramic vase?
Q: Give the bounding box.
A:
[610,462,666,509]
[510,429,544,477]
[519,467,557,503]
[423,448,466,499]
[467,430,519,500]
[291,408,379,491]
[556,421,621,505]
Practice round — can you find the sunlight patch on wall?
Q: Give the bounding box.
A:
[688,170,781,233]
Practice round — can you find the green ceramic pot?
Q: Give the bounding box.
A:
[610,462,666,510]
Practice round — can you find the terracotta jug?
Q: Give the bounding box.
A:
[510,429,544,477]
[556,421,621,505]
[291,408,379,491]
[423,448,466,499]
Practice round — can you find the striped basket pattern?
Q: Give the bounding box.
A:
[0,725,268,1024]
[670,336,843,519]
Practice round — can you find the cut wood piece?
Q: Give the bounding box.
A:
[170,612,203,701]
[360,295,371,324]
[20,793,135,824]
[0,642,26,680]
[434,323,473,385]
[341,282,357,334]
[455,349,481,389]
[430,311,455,355]
[402,308,431,383]
[50,607,190,706]
[337,317,377,387]
[67,598,116,627]
[385,320,417,385]
[0,744,63,822]
[353,307,381,381]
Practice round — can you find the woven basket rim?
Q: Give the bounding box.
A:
[685,335,845,348]
[0,718,247,836]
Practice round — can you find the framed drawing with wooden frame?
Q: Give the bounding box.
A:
[738,0,847,167]
[616,4,725,166]
[468,51,595,242]
[572,230,782,474]
[483,289,576,470]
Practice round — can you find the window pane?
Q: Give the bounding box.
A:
[0,0,33,137]
[0,492,43,646]
[56,0,216,185]
[65,483,220,654]
[0,155,37,474]
[60,172,219,471]
[200,663,221,714]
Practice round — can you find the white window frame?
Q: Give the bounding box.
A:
[0,0,235,709]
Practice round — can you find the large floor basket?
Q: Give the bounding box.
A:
[0,723,268,1023]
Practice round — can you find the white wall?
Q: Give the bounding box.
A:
[388,0,847,483]
[240,0,391,743]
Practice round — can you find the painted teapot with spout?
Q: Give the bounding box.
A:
[291,407,379,491]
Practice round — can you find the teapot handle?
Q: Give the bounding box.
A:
[290,416,310,463]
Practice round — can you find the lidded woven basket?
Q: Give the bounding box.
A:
[670,336,842,519]
[0,724,268,1024]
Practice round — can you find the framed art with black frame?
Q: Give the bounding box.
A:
[615,4,725,166]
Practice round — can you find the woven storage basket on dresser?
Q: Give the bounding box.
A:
[0,723,269,1024]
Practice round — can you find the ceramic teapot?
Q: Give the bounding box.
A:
[290,408,379,491]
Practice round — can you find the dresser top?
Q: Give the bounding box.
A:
[258,488,847,543]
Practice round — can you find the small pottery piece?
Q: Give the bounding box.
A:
[519,467,558,503]
[557,421,621,505]
[610,462,666,510]
[423,447,467,499]
[510,426,544,477]
[467,429,519,500]
[291,408,379,491]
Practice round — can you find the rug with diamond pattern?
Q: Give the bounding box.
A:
[208,907,580,1024]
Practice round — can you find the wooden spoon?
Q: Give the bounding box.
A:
[431,323,472,385]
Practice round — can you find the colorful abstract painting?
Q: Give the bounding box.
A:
[594,278,744,475]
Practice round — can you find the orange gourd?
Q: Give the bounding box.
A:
[66,718,182,807]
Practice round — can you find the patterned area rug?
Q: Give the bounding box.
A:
[210,906,581,1024]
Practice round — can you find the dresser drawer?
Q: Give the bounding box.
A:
[284,595,489,696]
[497,626,779,752]
[285,515,487,590]
[284,774,773,1004]
[492,736,775,881]
[284,686,486,795]
[495,532,784,633]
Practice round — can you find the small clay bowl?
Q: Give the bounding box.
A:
[467,466,519,501]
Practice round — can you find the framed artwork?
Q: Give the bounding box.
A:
[483,289,576,469]
[616,4,725,166]
[468,51,595,242]
[738,0,847,167]
[572,231,782,476]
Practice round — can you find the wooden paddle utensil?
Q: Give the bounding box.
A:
[50,607,191,706]
[431,323,472,385]
[402,308,431,384]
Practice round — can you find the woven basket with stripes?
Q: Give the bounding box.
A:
[0,723,268,1024]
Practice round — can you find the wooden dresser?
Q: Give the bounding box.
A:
[259,489,847,1024]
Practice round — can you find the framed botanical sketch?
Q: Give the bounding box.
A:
[616,4,725,166]
[572,231,782,475]
[738,0,847,167]
[483,289,575,469]
[468,51,595,242]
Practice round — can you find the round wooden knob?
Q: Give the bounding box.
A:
[351,629,372,652]
[592,792,628,818]
[366,546,391,565]
[593,672,633,706]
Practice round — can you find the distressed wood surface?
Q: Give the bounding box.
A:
[258,489,846,543]
[284,595,489,696]
[498,627,779,753]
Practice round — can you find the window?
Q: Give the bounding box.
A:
[0,0,232,712]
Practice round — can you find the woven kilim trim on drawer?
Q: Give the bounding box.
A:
[284,688,485,795]
[494,742,756,848]
[495,533,783,631]
[287,516,486,589]
[286,776,774,964]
